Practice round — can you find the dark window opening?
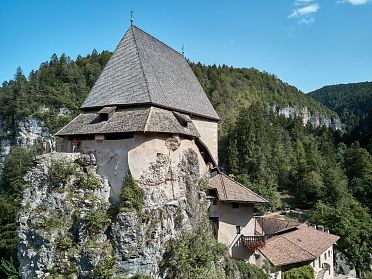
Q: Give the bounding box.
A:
[232,202,239,208]
[236,225,241,234]
[100,113,108,121]
[105,133,134,140]
[212,200,218,205]
[207,188,218,198]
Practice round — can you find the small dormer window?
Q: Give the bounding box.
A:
[100,113,109,121]
[173,111,191,128]
[98,106,117,122]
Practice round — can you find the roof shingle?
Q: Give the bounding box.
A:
[208,173,268,203]
[259,222,340,267]
[55,107,200,137]
[81,26,219,121]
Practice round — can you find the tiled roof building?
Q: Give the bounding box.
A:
[81,26,219,120]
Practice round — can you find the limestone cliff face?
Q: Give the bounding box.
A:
[271,105,341,130]
[0,115,49,170]
[18,143,208,278]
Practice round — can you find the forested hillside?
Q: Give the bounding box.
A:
[309,82,372,136]
[0,52,371,278]
[0,51,338,138]
[190,63,339,135]
[221,103,372,276]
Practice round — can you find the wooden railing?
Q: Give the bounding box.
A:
[241,235,267,245]
[241,235,268,251]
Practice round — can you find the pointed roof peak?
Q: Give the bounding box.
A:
[130,25,185,58]
[81,26,219,121]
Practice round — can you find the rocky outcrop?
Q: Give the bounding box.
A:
[0,115,49,171]
[15,116,49,147]
[18,153,111,279]
[271,105,341,130]
[18,149,208,279]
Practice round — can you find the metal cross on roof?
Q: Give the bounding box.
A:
[130,10,134,26]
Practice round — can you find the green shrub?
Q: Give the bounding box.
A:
[94,256,116,279]
[49,159,78,187]
[76,172,100,190]
[120,174,145,212]
[160,228,227,278]
[54,233,73,251]
[283,265,314,279]
[236,260,269,279]
[36,218,61,230]
[84,209,110,234]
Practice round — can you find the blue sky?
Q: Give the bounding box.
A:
[0,0,371,92]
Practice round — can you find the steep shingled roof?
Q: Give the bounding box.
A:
[81,26,220,121]
[259,223,340,267]
[209,173,268,203]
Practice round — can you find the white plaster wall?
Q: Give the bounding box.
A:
[208,201,255,260]
[64,133,209,205]
[311,245,335,279]
[191,117,218,164]
[256,244,335,279]
[78,138,135,204]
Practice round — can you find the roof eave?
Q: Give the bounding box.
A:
[81,102,220,122]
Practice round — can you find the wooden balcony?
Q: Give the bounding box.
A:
[241,235,267,244]
[241,235,267,251]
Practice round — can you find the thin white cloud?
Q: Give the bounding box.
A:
[337,0,369,5]
[289,3,320,18]
[295,0,313,3]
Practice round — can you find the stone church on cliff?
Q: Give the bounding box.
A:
[56,25,339,279]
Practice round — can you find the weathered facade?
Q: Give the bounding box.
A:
[207,173,267,262]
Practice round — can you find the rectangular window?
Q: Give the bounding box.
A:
[232,202,239,208]
[236,225,241,234]
[319,257,321,268]
[328,250,331,257]
[325,253,327,260]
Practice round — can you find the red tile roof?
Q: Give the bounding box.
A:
[259,223,340,267]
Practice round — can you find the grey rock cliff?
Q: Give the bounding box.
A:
[18,149,207,279]
[0,115,49,171]
[271,105,341,130]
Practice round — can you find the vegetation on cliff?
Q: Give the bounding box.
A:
[309,82,372,131]
[0,147,36,277]
[190,62,338,135]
